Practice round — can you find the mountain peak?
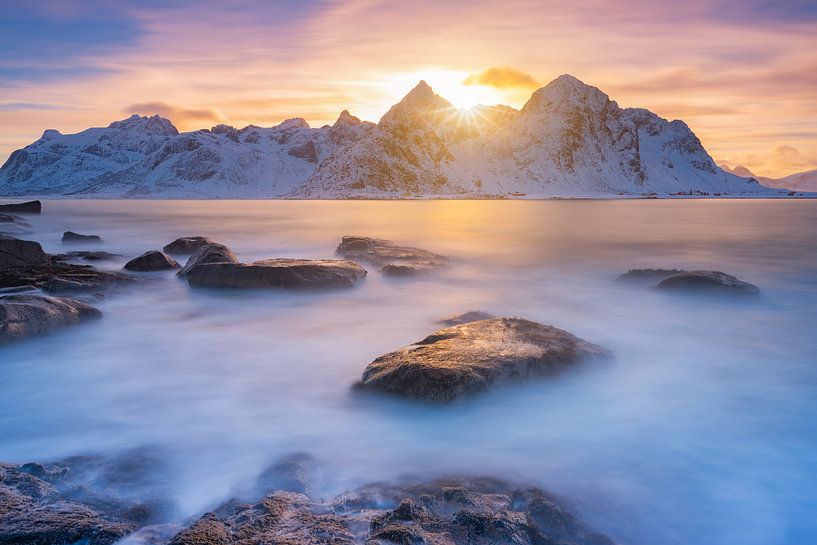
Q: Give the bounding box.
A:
[108,114,179,136]
[523,74,611,115]
[379,81,455,128]
[334,109,361,127]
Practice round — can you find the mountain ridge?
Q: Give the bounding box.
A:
[0,75,783,198]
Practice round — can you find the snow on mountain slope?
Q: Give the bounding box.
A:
[0,75,781,198]
[778,168,817,191]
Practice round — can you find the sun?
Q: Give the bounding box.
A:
[381,69,507,111]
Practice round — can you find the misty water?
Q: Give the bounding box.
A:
[1,199,816,545]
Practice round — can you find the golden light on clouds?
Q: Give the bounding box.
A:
[1,1,816,178]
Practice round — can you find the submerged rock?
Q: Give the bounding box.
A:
[358,318,609,402]
[380,263,417,277]
[62,231,103,243]
[438,310,496,326]
[617,268,686,281]
[336,235,448,273]
[186,259,367,289]
[254,453,316,497]
[60,251,122,261]
[163,236,215,255]
[656,270,759,296]
[0,200,41,214]
[0,214,32,236]
[177,243,238,278]
[124,251,179,272]
[0,295,101,344]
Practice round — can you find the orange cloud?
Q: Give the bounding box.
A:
[125,102,224,128]
[463,66,539,89]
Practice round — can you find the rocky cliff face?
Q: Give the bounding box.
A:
[0,76,775,198]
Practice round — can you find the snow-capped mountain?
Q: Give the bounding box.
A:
[719,164,817,192]
[0,75,779,198]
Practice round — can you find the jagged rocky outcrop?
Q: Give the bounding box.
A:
[358,318,610,402]
[0,77,777,198]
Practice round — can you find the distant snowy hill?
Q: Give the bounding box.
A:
[0,75,780,198]
[719,164,817,192]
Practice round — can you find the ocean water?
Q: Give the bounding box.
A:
[1,199,816,545]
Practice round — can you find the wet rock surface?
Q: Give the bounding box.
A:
[656,270,759,296]
[163,237,215,256]
[177,243,238,278]
[170,475,617,545]
[336,236,448,273]
[0,200,41,214]
[125,251,180,272]
[0,238,132,293]
[0,295,101,344]
[62,231,103,243]
[186,259,367,289]
[358,318,610,402]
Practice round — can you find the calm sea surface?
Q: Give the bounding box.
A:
[1,199,816,545]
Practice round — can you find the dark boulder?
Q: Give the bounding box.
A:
[0,200,41,214]
[358,318,609,402]
[163,236,215,255]
[0,237,49,267]
[124,251,179,272]
[656,270,759,296]
[177,243,238,278]
[186,259,367,289]
[0,295,101,344]
[62,231,103,243]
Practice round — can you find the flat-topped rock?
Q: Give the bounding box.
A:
[358,318,609,402]
[62,231,103,243]
[336,235,448,272]
[656,270,759,296]
[618,268,685,281]
[438,310,496,326]
[177,243,238,278]
[124,251,179,272]
[186,259,367,289]
[0,200,41,214]
[0,295,101,344]
[0,237,49,267]
[163,236,215,255]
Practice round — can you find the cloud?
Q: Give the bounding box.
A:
[463,66,539,89]
[124,102,223,126]
[0,102,62,112]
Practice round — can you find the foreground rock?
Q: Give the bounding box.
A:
[0,295,101,344]
[656,270,759,296]
[617,268,685,281]
[0,200,41,214]
[171,475,617,545]
[62,231,103,243]
[0,450,180,545]
[186,259,367,289]
[0,237,132,294]
[124,251,179,272]
[177,243,238,277]
[358,318,609,402]
[336,235,448,274]
[163,236,214,255]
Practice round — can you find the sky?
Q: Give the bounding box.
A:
[1,0,816,178]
